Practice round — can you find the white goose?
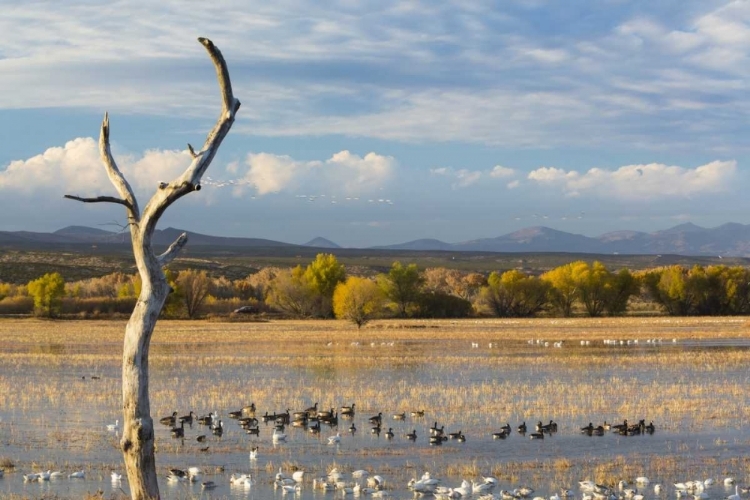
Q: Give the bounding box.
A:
[327,432,341,445]
[106,419,119,432]
[272,428,287,443]
[68,470,85,479]
[727,486,741,500]
[111,472,123,482]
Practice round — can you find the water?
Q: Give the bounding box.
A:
[1,324,749,499]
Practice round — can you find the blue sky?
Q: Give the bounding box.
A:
[2,0,750,247]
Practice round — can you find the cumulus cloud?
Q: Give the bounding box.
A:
[432,164,520,189]
[527,160,737,199]
[0,137,194,200]
[241,150,394,195]
[490,165,515,178]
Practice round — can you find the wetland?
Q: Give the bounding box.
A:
[0,317,749,499]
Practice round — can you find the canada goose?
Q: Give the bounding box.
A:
[493,429,509,439]
[171,421,185,438]
[202,481,217,490]
[242,403,256,416]
[581,422,594,433]
[317,407,334,419]
[411,409,425,417]
[429,435,446,445]
[240,417,259,428]
[529,430,544,439]
[612,420,628,432]
[308,421,321,434]
[385,427,394,439]
[348,422,357,433]
[246,427,260,436]
[168,469,188,482]
[305,402,318,415]
[406,429,417,440]
[517,421,527,433]
[371,424,381,435]
[211,419,223,437]
[645,421,655,434]
[160,411,178,426]
[448,430,463,439]
[197,412,216,425]
[457,432,466,442]
[393,412,406,420]
[341,403,355,416]
[369,412,383,424]
[179,411,196,424]
[196,434,206,442]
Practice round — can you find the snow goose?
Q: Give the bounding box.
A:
[111,472,122,482]
[68,470,85,479]
[249,446,258,460]
[106,419,119,432]
[271,429,286,443]
[327,432,341,445]
[727,486,741,500]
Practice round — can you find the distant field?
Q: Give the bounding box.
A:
[0,245,741,283]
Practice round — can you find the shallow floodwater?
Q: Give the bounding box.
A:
[1,319,750,499]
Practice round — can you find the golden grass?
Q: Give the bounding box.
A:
[1,316,750,490]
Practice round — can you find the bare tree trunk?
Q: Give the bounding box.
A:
[65,38,240,499]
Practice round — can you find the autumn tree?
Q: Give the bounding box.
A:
[603,268,640,316]
[267,266,319,318]
[63,38,239,499]
[176,269,211,319]
[303,253,346,317]
[378,261,424,317]
[479,270,550,317]
[575,261,611,317]
[541,261,587,317]
[333,276,385,328]
[27,272,66,317]
[247,267,281,301]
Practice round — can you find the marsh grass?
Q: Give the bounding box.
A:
[1,316,750,495]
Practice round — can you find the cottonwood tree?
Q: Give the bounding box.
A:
[64,38,240,499]
[176,268,211,318]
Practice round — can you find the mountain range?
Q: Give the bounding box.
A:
[1,222,750,257]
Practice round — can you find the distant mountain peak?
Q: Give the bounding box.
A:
[657,222,704,235]
[304,237,341,249]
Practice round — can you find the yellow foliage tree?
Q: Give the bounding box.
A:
[27,272,66,317]
[333,276,385,329]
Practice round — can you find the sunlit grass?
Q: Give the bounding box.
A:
[1,316,750,494]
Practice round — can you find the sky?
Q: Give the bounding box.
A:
[2,0,750,248]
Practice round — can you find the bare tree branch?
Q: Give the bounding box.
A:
[64,194,133,210]
[157,233,188,266]
[99,113,140,221]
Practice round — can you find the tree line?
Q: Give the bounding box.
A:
[2,254,750,325]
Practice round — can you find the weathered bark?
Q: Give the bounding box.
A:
[65,37,240,499]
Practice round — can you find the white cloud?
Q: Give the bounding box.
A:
[430,167,482,189]
[489,165,515,178]
[507,180,520,189]
[527,160,737,200]
[0,137,198,202]
[241,150,394,195]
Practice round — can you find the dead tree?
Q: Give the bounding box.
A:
[65,38,240,499]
